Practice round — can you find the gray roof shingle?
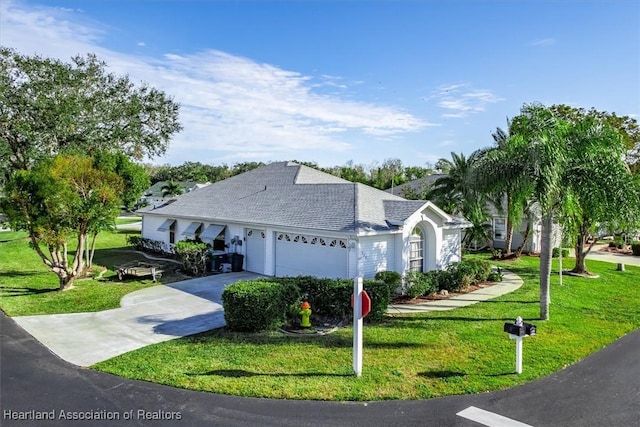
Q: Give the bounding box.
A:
[145,162,434,234]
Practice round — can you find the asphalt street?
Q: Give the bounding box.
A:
[2,312,638,427]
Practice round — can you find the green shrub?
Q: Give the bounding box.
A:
[462,258,492,282]
[222,281,296,332]
[631,241,640,256]
[552,247,570,258]
[445,262,475,292]
[174,240,210,276]
[405,271,436,299]
[375,271,402,294]
[612,239,625,249]
[295,277,352,319]
[487,270,503,282]
[362,279,391,323]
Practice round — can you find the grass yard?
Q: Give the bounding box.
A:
[115,216,142,226]
[93,256,640,401]
[0,229,184,316]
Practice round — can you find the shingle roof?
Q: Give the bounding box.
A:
[385,174,447,197]
[143,181,207,198]
[144,162,439,234]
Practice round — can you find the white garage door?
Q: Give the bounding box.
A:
[275,233,348,278]
[245,229,266,274]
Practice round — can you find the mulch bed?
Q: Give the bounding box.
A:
[391,281,498,305]
[598,246,633,255]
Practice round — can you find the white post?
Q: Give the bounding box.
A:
[353,277,363,377]
[515,336,523,374]
[515,316,523,374]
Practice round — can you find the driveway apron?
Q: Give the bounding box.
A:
[13,272,261,367]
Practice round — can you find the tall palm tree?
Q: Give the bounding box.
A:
[473,121,534,258]
[475,104,569,320]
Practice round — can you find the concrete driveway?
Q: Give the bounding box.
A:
[13,272,261,367]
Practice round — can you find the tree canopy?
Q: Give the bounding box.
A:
[0,46,182,183]
[1,155,124,289]
[0,48,182,289]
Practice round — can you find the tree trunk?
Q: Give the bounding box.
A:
[58,273,75,291]
[572,232,587,274]
[89,232,99,268]
[503,220,514,257]
[539,213,553,320]
[503,194,513,257]
[572,221,596,274]
[514,220,531,258]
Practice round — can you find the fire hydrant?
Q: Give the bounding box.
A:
[299,301,312,328]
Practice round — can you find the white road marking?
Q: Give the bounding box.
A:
[456,406,533,427]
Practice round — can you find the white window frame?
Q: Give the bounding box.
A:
[493,218,506,241]
[409,227,424,272]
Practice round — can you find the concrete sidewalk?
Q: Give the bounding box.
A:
[582,246,640,267]
[13,272,261,367]
[387,269,523,315]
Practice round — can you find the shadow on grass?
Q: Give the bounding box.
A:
[418,370,466,379]
[186,369,351,378]
[390,315,518,322]
[0,285,58,296]
[0,270,49,278]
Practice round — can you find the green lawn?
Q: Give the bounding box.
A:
[0,230,183,316]
[2,235,638,401]
[92,256,640,401]
[115,216,142,226]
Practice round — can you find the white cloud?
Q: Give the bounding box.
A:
[431,82,504,118]
[137,41,146,47]
[530,38,556,47]
[0,0,432,164]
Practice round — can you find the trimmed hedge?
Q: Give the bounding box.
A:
[632,241,640,256]
[375,271,402,294]
[222,276,391,332]
[222,281,300,332]
[552,247,570,258]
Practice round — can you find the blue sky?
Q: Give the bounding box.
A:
[1,1,638,169]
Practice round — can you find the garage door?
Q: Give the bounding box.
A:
[275,233,348,278]
[245,229,266,274]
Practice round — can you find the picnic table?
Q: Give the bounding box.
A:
[117,261,164,282]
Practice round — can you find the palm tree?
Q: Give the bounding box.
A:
[473,121,535,258]
[161,181,183,198]
[427,151,496,250]
[474,104,569,320]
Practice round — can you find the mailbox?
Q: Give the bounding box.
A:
[504,320,536,337]
[504,323,526,336]
[524,322,536,336]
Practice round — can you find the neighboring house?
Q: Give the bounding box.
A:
[387,177,559,253]
[485,200,563,253]
[385,174,447,198]
[139,162,470,279]
[139,181,211,207]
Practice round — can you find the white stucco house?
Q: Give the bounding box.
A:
[139,162,469,279]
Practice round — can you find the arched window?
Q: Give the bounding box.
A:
[409,227,424,272]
